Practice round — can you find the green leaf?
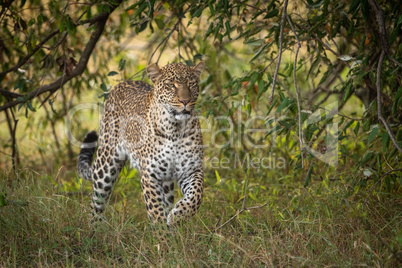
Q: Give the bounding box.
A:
[304,164,314,187]
[307,57,320,79]
[276,97,290,113]
[107,71,118,76]
[265,125,281,138]
[348,0,360,13]
[367,125,379,144]
[61,15,76,35]
[318,69,330,85]
[154,18,164,30]
[205,23,214,37]
[264,9,279,19]
[0,192,7,207]
[100,83,108,92]
[266,98,277,116]
[342,119,355,134]
[392,87,402,117]
[138,21,148,33]
[247,103,251,114]
[208,3,215,16]
[382,132,390,153]
[193,53,204,60]
[225,21,232,40]
[126,3,140,11]
[215,170,221,185]
[398,15,402,25]
[342,83,352,103]
[192,8,203,18]
[361,151,373,165]
[118,59,126,71]
[278,119,291,129]
[248,72,259,89]
[26,101,36,112]
[250,44,268,62]
[28,18,36,27]
[37,14,45,24]
[257,79,264,95]
[353,121,360,135]
[14,77,25,91]
[134,2,147,17]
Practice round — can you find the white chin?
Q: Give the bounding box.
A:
[175,113,191,120]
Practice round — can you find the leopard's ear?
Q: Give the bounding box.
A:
[192,61,205,79]
[146,64,161,84]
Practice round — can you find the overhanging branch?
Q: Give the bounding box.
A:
[0,3,122,112]
[0,12,111,78]
[376,51,402,153]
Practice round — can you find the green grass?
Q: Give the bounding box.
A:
[0,168,401,267]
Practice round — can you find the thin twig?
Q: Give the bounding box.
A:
[376,51,402,153]
[4,108,19,171]
[141,12,184,80]
[318,106,364,121]
[269,0,289,104]
[0,0,16,19]
[177,21,184,63]
[0,89,23,99]
[214,201,269,231]
[286,13,304,168]
[146,5,192,66]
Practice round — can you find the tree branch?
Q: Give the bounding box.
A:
[0,12,110,79]
[0,4,122,112]
[286,13,304,168]
[0,0,15,20]
[269,0,289,104]
[367,0,402,68]
[375,51,402,153]
[0,29,60,77]
[4,108,19,171]
[0,88,22,98]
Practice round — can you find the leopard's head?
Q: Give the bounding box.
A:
[146,62,205,120]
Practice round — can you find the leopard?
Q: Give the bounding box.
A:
[77,62,205,226]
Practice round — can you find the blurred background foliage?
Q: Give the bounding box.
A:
[0,0,401,265]
[1,0,400,195]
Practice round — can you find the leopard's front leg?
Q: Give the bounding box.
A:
[141,173,174,224]
[167,169,204,225]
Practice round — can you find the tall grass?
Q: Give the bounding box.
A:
[0,168,400,267]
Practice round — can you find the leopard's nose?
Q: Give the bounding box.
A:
[179,99,191,106]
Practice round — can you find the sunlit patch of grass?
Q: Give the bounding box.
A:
[0,168,400,267]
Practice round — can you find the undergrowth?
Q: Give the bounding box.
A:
[0,167,401,267]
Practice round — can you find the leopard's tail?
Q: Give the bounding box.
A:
[77,131,98,181]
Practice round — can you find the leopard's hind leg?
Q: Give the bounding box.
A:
[90,144,125,219]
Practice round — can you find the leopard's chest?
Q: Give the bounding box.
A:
[148,139,178,180]
[129,135,190,181]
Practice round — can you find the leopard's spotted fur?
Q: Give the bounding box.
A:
[78,62,205,225]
